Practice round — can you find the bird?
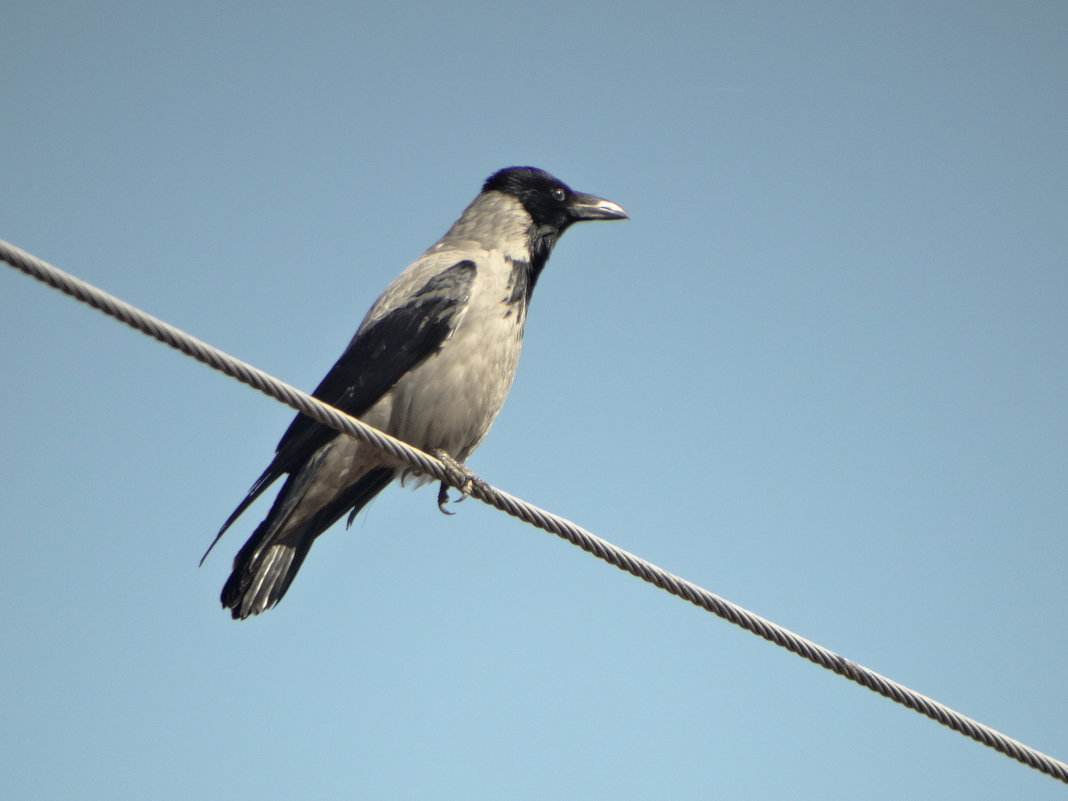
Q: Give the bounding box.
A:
[202,166,628,619]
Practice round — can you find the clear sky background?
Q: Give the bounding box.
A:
[2,2,1066,798]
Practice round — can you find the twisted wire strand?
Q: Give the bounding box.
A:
[3,237,1066,784]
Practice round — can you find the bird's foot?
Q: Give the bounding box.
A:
[432,449,488,515]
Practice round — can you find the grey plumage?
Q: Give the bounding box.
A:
[205,166,627,619]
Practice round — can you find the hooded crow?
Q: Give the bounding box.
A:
[204,166,627,619]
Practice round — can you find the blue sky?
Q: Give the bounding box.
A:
[2,1,1066,798]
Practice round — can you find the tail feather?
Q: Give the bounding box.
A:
[221,467,397,619]
[221,531,314,619]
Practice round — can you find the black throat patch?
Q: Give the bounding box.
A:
[523,225,560,301]
[504,256,532,309]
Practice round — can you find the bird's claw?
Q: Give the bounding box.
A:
[432,450,486,515]
[437,481,456,515]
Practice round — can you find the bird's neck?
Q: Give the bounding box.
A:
[523,225,559,301]
[446,193,560,303]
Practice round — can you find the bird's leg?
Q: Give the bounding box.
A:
[432,449,488,514]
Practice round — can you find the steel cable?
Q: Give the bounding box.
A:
[3,237,1066,784]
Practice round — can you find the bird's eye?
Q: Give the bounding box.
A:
[551,187,566,202]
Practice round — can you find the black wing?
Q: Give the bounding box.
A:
[275,259,477,465]
[202,259,477,561]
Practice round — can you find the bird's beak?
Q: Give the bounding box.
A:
[569,193,630,222]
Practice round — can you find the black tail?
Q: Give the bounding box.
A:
[221,467,397,619]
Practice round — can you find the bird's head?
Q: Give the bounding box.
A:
[482,167,629,236]
[472,166,627,298]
